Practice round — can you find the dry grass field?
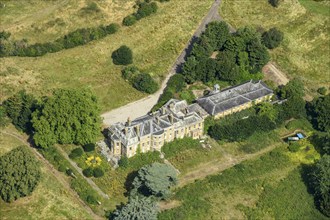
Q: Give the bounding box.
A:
[0,126,93,219]
[0,0,214,111]
[220,0,330,97]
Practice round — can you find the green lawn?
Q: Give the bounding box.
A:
[0,0,214,112]
[159,147,326,220]
[220,0,330,97]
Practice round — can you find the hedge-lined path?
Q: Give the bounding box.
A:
[55,145,110,199]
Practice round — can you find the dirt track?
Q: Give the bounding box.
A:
[263,62,289,86]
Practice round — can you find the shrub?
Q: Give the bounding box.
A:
[83,167,94,177]
[83,143,95,152]
[104,23,120,34]
[66,168,74,176]
[123,15,137,26]
[118,156,129,168]
[86,195,98,205]
[58,164,66,172]
[262,27,284,49]
[69,148,84,159]
[134,2,158,20]
[93,167,104,178]
[133,73,159,94]
[288,142,301,152]
[111,45,133,65]
[317,87,327,95]
[121,65,140,81]
[269,0,280,7]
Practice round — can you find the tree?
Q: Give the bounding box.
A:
[269,0,280,8]
[262,27,284,49]
[256,102,278,122]
[112,196,158,220]
[133,73,159,94]
[132,162,177,199]
[278,78,304,99]
[317,87,327,95]
[307,95,330,132]
[0,146,41,202]
[313,154,330,217]
[3,90,37,133]
[0,106,9,127]
[83,143,95,152]
[93,167,104,178]
[32,89,101,148]
[83,167,93,177]
[247,40,270,73]
[112,45,133,65]
[311,132,330,155]
[203,21,230,49]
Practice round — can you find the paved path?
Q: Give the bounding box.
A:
[1,131,102,220]
[101,0,224,126]
[55,145,110,199]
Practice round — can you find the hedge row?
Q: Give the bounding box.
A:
[122,1,158,26]
[0,23,119,57]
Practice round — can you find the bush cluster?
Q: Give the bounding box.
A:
[121,66,159,94]
[83,167,104,178]
[122,1,158,26]
[0,23,119,57]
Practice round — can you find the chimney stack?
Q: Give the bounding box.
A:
[126,117,131,126]
[169,114,174,124]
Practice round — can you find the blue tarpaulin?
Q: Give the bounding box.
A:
[297,133,304,139]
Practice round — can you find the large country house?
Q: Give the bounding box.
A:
[108,99,208,158]
[107,80,273,158]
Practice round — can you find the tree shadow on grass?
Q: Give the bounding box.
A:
[124,170,138,197]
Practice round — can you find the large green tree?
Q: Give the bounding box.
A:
[313,154,330,217]
[112,196,158,220]
[307,94,330,132]
[32,89,101,148]
[3,90,36,133]
[132,162,178,199]
[0,146,41,202]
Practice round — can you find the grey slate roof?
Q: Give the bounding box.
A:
[108,99,204,147]
[197,80,273,115]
